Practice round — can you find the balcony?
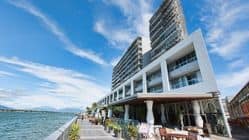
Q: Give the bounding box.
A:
[169,60,199,79]
[134,84,143,93]
[118,93,123,100]
[148,85,163,93]
[125,90,131,97]
[147,76,162,87]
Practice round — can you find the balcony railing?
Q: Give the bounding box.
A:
[125,90,131,97]
[169,61,199,79]
[134,84,143,92]
[147,76,162,87]
[149,88,163,93]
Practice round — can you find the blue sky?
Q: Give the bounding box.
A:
[0,0,249,110]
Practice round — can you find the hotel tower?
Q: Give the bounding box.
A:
[95,0,232,138]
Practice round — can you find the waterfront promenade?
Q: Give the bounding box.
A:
[78,119,234,140]
[79,119,117,140]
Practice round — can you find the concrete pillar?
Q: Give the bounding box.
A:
[101,109,106,118]
[161,61,169,92]
[107,108,112,118]
[124,104,129,121]
[160,104,166,125]
[218,95,232,138]
[143,73,147,93]
[145,100,154,125]
[131,80,134,95]
[192,100,203,128]
[95,108,100,118]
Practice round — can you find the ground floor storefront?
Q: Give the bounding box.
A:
[97,93,232,138]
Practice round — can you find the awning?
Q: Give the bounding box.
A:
[109,92,214,105]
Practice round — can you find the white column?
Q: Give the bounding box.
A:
[192,100,203,128]
[164,61,171,91]
[107,108,112,118]
[122,86,125,99]
[218,95,232,138]
[124,104,129,121]
[101,109,106,118]
[143,73,147,93]
[145,100,154,125]
[95,108,100,118]
[131,80,134,95]
[160,61,169,92]
[160,104,166,125]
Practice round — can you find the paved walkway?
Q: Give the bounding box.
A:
[79,119,117,140]
[78,119,239,140]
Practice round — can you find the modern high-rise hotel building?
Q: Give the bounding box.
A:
[96,0,231,137]
[150,0,187,60]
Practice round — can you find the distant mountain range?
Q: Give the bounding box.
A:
[32,106,82,113]
[0,105,12,110]
[0,105,81,113]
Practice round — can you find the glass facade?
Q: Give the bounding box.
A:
[170,71,202,89]
[148,84,163,93]
[147,69,163,93]
[168,51,197,72]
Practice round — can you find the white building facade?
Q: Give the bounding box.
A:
[95,0,232,137]
[97,30,231,137]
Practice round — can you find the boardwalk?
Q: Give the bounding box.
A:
[79,119,117,140]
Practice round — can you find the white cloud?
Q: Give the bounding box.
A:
[0,56,109,109]
[200,0,249,96]
[94,21,134,49]
[0,70,15,77]
[0,89,12,98]
[110,56,121,67]
[228,59,247,69]
[217,66,249,95]
[0,88,26,99]
[94,0,153,51]
[209,31,249,58]
[8,0,108,66]
[201,0,249,59]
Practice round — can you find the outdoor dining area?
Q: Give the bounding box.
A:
[85,95,231,140]
[85,114,210,140]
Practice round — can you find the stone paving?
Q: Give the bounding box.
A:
[79,119,117,140]
[78,119,247,140]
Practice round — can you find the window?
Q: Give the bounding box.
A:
[187,73,199,85]
[148,84,163,93]
[170,71,202,89]
[168,51,197,72]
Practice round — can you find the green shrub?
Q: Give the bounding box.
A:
[105,119,112,127]
[69,122,80,140]
[127,125,138,138]
[113,123,122,133]
[108,122,114,129]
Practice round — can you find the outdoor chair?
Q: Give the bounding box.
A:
[159,128,167,140]
[160,128,189,140]
[187,132,197,140]
[168,134,188,140]
[138,123,150,139]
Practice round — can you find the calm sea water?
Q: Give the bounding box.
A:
[0,111,75,140]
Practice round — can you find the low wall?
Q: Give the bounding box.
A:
[45,116,78,140]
